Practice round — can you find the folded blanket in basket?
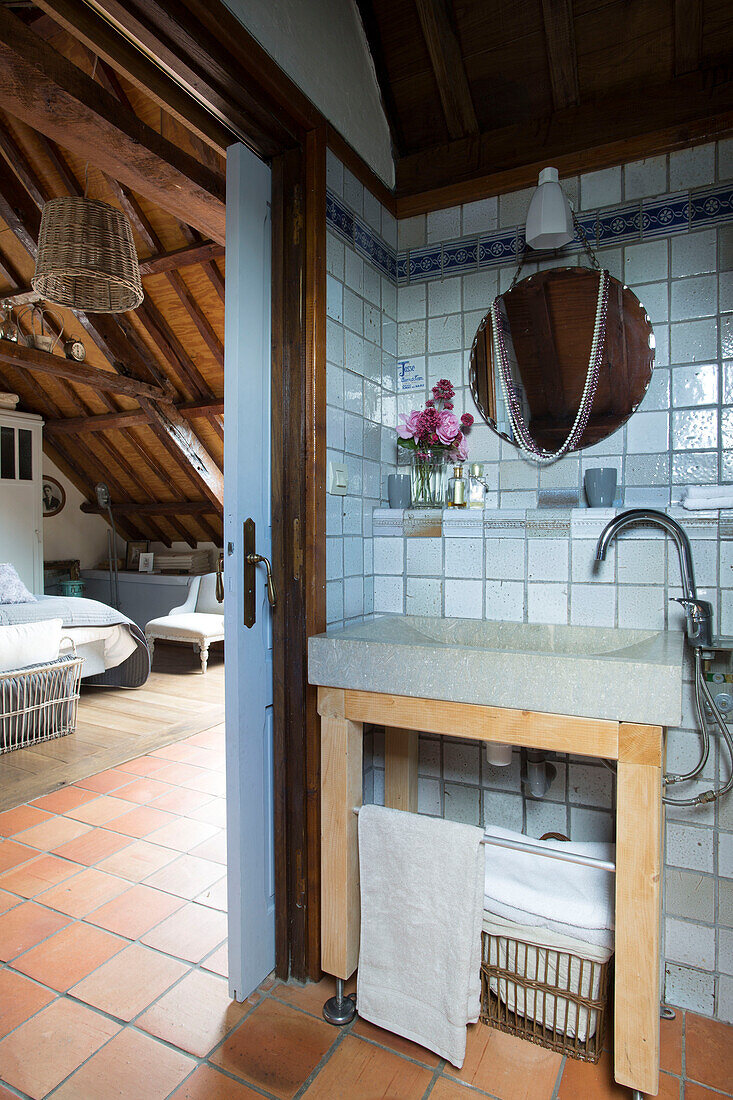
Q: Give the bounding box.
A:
[483,826,615,948]
[356,804,485,1068]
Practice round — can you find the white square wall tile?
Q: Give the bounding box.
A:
[669,143,716,190]
[625,239,669,285]
[666,822,714,872]
[373,536,403,574]
[617,585,665,629]
[664,963,715,1016]
[580,166,622,209]
[427,314,462,353]
[445,538,484,578]
[443,740,481,783]
[624,155,667,200]
[527,583,568,625]
[671,229,717,277]
[527,539,569,582]
[398,215,426,251]
[445,578,483,618]
[373,575,404,614]
[428,279,461,317]
[406,577,442,616]
[625,410,669,453]
[406,537,443,575]
[485,538,525,580]
[483,791,523,833]
[427,206,461,244]
[484,580,524,621]
[461,197,498,236]
[397,283,426,323]
[665,917,716,971]
[570,583,616,626]
[417,777,442,816]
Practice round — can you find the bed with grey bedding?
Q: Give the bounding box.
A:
[0,595,150,688]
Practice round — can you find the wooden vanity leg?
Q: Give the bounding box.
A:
[320,710,363,981]
[614,723,663,1097]
[385,727,418,813]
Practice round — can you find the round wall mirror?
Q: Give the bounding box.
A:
[469,267,655,454]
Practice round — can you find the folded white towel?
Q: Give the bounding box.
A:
[356,805,485,1068]
[684,485,732,499]
[483,826,615,940]
[681,496,733,511]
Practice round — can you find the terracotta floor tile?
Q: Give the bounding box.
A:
[0,969,55,1038]
[144,852,224,899]
[0,838,37,872]
[188,796,227,827]
[271,975,355,1019]
[150,742,211,765]
[50,1025,195,1100]
[16,816,91,851]
[0,805,51,836]
[75,768,134,794]
[150,786,215,815]
[96,838,177,881]
[0,996,119,1099]
[0,889,20,914]
[658,1073,682,1099]
[64,794,136,826]
[146,816,220,853]
[154,761,209,786]
[685,1083,730,1099]
[168,1064,263,1099]
[0,854,80,897]
[70,941,189,1021]
[53,826,131,866]
[211,998,336,1100]
[141,901,227,962]
[201,941,228,977]
[31,785,98,813]
[660,1009,683,1075]
[190,830,227,864]
[137,968,248,1056]
[0,900,70,961]
[114,755,169,776]
[106,804,177,838]
[185,728,224,750]
[685,1013,733,1093]
[196,874,227,911]
[352,1016,442,1067]
[448,1022,562,1099]
[301,1034,432,1100]
[36,866,129,917]
[87,882,185,938]
[186,770,226,796]
[557,1049,631,1098]
[110,776,175,804]
[430,1079,492,1100]
[14,919,126,990]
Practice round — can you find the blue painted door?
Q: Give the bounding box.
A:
[224,143,275,1000]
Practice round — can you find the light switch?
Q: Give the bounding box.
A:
[328,461,348,496]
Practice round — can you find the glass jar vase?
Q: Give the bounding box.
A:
[410,448,448,508]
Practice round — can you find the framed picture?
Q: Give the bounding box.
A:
[125,540,149,570]
[138,552,155,573]
[41,476,65,518]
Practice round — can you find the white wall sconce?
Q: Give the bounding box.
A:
[525,167,573,250]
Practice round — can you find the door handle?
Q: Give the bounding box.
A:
[243,518,277,628]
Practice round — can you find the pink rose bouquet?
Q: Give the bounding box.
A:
[396,379,474,463]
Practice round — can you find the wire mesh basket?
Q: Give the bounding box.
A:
[480,927,612,1063]
[0,652,84,754]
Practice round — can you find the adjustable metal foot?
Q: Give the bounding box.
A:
[630,1091,645,1099]
[660,1004,676,1020]
[322,978,356,1026]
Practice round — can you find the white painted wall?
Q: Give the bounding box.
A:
[42,458,120,569]
[222,0,394,187]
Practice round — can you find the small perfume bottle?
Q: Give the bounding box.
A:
[447,464,467,508]
[467,463,487,509]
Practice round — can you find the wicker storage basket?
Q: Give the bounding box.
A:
[480,921,612,1062]
[0,654,84,753]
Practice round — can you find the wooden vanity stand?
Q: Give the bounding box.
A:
[318,685,663,1098]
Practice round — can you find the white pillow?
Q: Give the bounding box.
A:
[0,619,63,673]
[0,563,36,604]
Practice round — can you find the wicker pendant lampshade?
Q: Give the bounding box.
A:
[32,197,144,313]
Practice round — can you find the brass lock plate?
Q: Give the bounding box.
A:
[243,518,256,628]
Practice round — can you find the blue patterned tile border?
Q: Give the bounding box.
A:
[326,188,396,282]
[641,192,689,238]
[690,185,733,227]
[328,182,733,288]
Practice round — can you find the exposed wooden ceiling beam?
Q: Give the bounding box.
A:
[0,340,168,399]
[414,0,478,141]
[675,0,703,76]
[395,70,733,211]
[33,0,234,154]
[0,7,226,243]
[541,0,580,111]
[81,500,217,515]
[138,239,224,277]
[137,397,224,508]
[44,398,223,435]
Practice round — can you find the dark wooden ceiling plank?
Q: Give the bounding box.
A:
[354,0,408,157]
[0,8,226,243]
[414,0,479,140]
[81,500,217,515]
[139,239,224,276]
[675,0,703,76]
[395,70,733,209]
[33,0,235,155]
[541,0,580,110]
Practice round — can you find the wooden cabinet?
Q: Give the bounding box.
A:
[0,409,44,593]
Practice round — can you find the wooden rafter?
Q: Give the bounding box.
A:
[541,0,580,111]
[0,341,168,400]
[0,8,226,242]
[138,240,224,276]
[674,0,703,76]
[43,400,224,435]
[81,501,217,515]
[414,0,478,141]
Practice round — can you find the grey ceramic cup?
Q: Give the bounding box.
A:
[584,467,617,507]
[388,473,411,509]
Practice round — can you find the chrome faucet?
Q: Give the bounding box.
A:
[595,508,714,648]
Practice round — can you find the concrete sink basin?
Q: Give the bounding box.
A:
[308,615,685,725]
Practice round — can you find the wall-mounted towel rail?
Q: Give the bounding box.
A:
[352,809,616,874]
